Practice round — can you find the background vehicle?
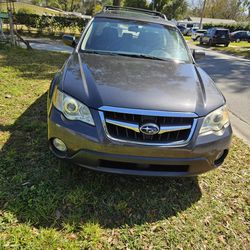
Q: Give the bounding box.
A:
[230,30,250,42]
[186,27,199,36]
[177,25,186,34]
[177,22,200,35]
[191,29,207,41]
[200,28,230,46]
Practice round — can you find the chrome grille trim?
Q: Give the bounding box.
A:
[99,106,197,147]
[106,118,140,133]
[99,106,198,118]
[158,124,192,134]
[106,118,192,135]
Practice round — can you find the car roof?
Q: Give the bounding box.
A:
[94,9,175,27]
[232,30,247,33]
[212,28,229,31]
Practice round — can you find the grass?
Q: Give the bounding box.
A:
[0,2,62,15]
[213,42,250,58]
[184,35,192,41]
[0,47,250,249]
[186,38,250,58]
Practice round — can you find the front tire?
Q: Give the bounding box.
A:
[224,43,229,47]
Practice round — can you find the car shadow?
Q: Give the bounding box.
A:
[193,45,250,94]
[0,93,202,229]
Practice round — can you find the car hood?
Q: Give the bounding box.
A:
[62,53,225,116]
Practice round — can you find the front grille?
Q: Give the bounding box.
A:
[100,108,196,145]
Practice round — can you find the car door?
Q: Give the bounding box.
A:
[247,31,250,42]
[242,31,248,41]
[202,29,210,43]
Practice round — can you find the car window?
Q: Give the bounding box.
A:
[197,30,206,34]
[81,17,191,62]
[215,30,229,36]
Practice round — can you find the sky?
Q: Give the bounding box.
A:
[187,0,200,7]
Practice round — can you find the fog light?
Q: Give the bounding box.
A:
[215,151,224,161]
[53,138,67,152]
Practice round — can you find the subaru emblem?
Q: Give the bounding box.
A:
[140,123,160,135]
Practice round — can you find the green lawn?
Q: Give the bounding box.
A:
[214,41,250,58]
[184,35,192,41]
[0,47,249,249]
[187,38,250,58]
[0,2,62,15]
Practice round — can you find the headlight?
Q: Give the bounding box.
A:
[52,88,95,126]
[199,105,229,135]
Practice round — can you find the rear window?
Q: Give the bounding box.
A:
[215,30,229,36]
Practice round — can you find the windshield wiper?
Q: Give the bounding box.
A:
[121,53,167,61]
[82,50,167,61]
[82,50,118,56]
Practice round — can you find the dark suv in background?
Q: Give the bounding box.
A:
[47,6,232,177]
[200,28,230,46]
[230,30,250,42]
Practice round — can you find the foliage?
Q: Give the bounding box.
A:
[13,12,88,34]
[151,0,188,20]
[0,2,63,15]
[189,0,250,21]
[17,8,34,15]
[123,0,148,9]
[203,22,250,32]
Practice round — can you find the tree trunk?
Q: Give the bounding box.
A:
[113,0,121,6]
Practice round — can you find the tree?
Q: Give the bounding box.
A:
[188,0,250,21]
[113,0,121,6]
[124,0,148,9]
[150,0,188,20]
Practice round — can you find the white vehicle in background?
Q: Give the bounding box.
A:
[177,22,200,35]
[186,27,199,36]
[191,29,207,41]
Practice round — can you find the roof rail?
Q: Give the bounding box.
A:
[102,6,167,20]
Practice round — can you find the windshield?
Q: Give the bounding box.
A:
[80,18,191,62]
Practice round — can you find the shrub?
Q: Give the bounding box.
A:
[203,22,250,32]
[13,13,89,34]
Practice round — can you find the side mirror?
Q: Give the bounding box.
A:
[62,35,77,48]
[193,49,205,60]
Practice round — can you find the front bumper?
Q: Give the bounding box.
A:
[48,107,232,177]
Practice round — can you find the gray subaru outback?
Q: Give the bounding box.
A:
[47,6,232,176]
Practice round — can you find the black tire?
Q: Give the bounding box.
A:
[224,43,229,47]
[199,37,203,45]
[208,39,213,46]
